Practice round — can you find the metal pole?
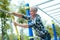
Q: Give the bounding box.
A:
[25,3,34,40]
[52,20,57,40]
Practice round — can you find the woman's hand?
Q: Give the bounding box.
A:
[14,22,19,26]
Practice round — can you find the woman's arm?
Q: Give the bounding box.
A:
[19,24,28,28]
[12,12,31,20]
[12,12,23,18]
[14,22,28,28]
[14,21,36,28]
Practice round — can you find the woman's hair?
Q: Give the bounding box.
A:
[30,6,38,12]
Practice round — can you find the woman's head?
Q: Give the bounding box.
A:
[30,6,38,16]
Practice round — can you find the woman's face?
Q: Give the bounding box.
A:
[30,8,36,16]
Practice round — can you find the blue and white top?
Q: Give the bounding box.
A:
[22,14,48,37]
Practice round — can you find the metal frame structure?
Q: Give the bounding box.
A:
[35,0,60,24]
